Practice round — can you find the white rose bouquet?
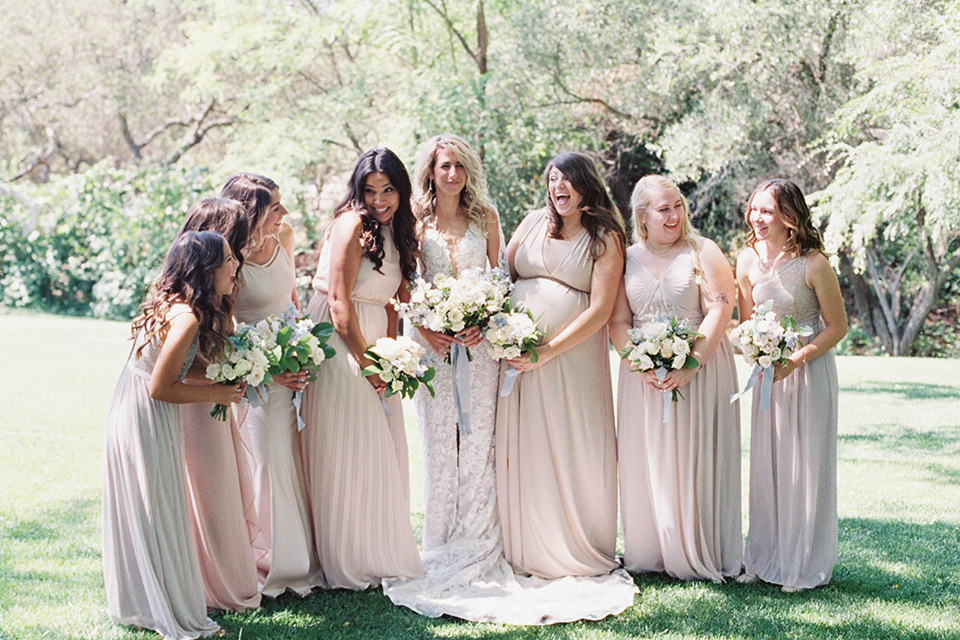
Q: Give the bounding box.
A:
[729,300,813,410]
[618,316,703,403]
[361,336,436,400]
[484,302,545,362]
[205,323,271,420]
[394,268,511,362]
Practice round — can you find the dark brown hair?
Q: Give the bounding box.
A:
[132,230,232,359]
[544,152,627,259]
[221,172,278,249]
[335,148,419,280]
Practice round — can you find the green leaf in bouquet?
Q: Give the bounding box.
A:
[277,325,293,347]
[682,356,701,370]
[311,322,334,340]
[421,367,436,383]
[797,325,814,337]
[362,364,383,377]
[529,349,539,363]
[425,380,436,397]
[321,344,337,359]
[781,315,797,331]
[294,344,310,362]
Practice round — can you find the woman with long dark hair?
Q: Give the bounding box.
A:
[300,148,424,589]
[493,152,636,616]
[103,230,245,639]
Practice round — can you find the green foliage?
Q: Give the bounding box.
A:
[0,162,211,318]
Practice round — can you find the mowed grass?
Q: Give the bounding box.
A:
[1,310,958,640]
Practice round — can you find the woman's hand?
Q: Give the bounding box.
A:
[773,355,802,382]
[273,370,310,393]
[454,325,484,349]
[505,347,552,372]
[212,382,246,406]
[658,367,699,392]
[417,326,457,358]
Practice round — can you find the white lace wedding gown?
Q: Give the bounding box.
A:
[383,217,637,624]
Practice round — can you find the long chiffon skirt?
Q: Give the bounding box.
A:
[102,368,220,640]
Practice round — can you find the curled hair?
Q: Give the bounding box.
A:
[133,230,233,359]
[221,172,278,250]
[630,174,704,279]
[543,152,627,259]
[745,178,826,257]
[335,147,419,280]
[412,133,495,235]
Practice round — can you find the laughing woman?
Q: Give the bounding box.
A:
[300,148,424,589]
[736,178,846,592]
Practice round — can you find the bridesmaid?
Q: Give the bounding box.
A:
[609,175,742,582]
[736,178,847,592]
[178,197,263,612]
[223,172,323,597]
[102,230,245,639]
[496,151,626,579]
[300,148,424,589]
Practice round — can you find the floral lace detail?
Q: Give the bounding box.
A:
[412,218,502,552]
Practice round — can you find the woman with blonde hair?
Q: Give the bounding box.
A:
[610,174,742,582]
[736,178,846,592]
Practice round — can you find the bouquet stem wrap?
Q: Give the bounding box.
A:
[293,390,306,431]
[655,366,673,424]
[379,393,393,417]
[499,366,521,397]
[729,363,774,411]
[451,343,472,436]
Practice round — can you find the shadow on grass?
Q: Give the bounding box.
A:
[840,427,960,456]
[215,518,960,640]
[840,380,959,401]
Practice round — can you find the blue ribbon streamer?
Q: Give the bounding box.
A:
[245,384,268,408]
[293,390,306,432]
[729,363,774,411]
[451,343,472,437]
[379,394,393,417]
[656,366,672,424]
[499,366,521,397]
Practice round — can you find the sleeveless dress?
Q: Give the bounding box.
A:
[300,224,424,589]
[102,323,221,640]
[234,242,323,597]
[617,244,742,582]
[743,254,839,589]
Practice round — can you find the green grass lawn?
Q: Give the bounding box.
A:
[1,311,958,639]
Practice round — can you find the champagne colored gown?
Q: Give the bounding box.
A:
[234,242,323,597]
[617,244,742,582]
[743,254,839,589]
[300,225,424,589]
[102,323,221,640]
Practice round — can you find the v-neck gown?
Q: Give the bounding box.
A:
[743,254,838,589]
[300,225,424,589]
[496,211,620,579]
[617,244,742,582]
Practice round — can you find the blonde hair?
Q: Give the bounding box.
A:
[630,175,703,278]
[412,133,495,234]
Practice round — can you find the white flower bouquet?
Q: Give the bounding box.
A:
[729,300,813,410]
[394,268,511,362]
[205,323,271,420]
[361,336,436,400]
[255,304,336,382]
[729,300,812,369]
[484,302,545,362]
[618,316,703,402]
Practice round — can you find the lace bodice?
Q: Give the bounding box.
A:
[751,255,821,328]
[420,217,491,278]
[624,245,704,328]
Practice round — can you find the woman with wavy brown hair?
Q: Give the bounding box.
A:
[300,148,424,589]
[736,178,847,592]
[103,229,245,639]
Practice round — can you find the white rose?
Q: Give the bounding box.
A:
[636,354,655,371]
[659,341,675,359]
[206,362,222,380]
[646,322,669,341]
[758,355,774,369]
[221,363,236,380]
[672,354,687,370]
[673,337,691,356]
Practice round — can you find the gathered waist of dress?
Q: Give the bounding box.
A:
[633,314,704,331]
[518,273,589,295]
[311,284,390,307]
[125,360,153,382]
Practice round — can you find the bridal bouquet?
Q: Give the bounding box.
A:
[362,336,436,400]
[394,268,511,361]
[205,323,271,420]
[618,316,703,402]
[729,300,812,369]
[256,304,336,382]
[729,300,813,410]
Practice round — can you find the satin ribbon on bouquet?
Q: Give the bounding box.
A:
[293,390,307,431]
[729,363,774,411]
[378,393,393,417]
[450,343,472,437]
[245,383,267,409]
[499,366,521,397]
[655,366,673,424]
